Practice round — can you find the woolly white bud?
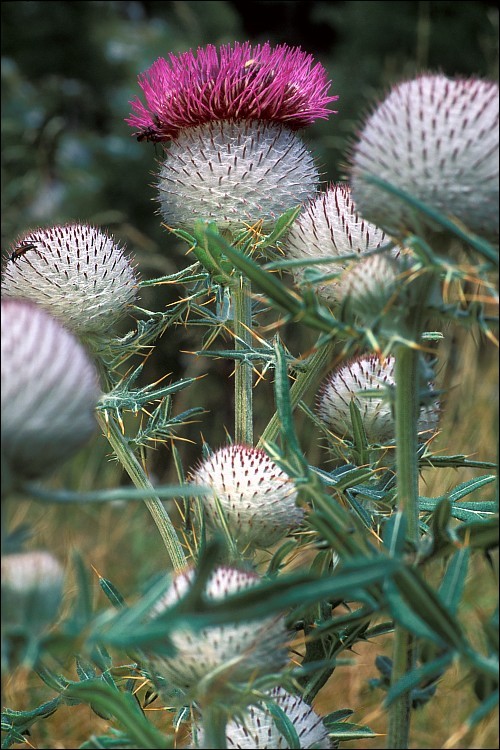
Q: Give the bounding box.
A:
[1,223,139,338]
[1,550,64,633]
[195,686,331,748]
[317,355,439,445]
[350,75,499,244]
[190,444,303,550]
[342,253,401,320]
[157,120,319,232]
[147,566,289,690]
[1,299,100,479]
[284,184,391,306]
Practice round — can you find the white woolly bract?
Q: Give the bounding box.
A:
[342,253,401,319]
[1,550,65,633]
[157,120,319,232]
[1,223,139,337]
[317,355,439,445]
[190,444,303,549]
[1,299,100,479]
[1,551,64,592]
[350,75,499,244]
[195,687,330,748]
[284,184,389,305]
[147,566,289,690]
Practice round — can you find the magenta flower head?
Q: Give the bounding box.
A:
[128,42,337,233]
[127,42,337,142]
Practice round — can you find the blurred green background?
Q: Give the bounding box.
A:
[1,4,498,748]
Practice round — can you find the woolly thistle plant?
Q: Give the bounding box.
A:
[283,183,399,312]
[1,299,100,481]
[317,354,440,446]
[190,444,303,551]
[349,75,500,245]
[1,224,139,341]
[128,42,338,232]
[145,565,290,693]
[193,686,331,749]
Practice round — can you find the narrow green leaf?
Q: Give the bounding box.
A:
[439,547,471,615]
[385,652,454,706]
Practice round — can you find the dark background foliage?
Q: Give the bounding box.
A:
[2,0,498,477]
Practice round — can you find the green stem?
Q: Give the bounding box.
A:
[233,276,253,445]
[258,339,335,447]
[96,412,186,572]
[201,704,228,749]
[387,273,433,749]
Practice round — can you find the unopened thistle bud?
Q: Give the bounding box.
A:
[147,566,289,691]
[128,42,338,232]
[1,550,64,635]
[1,224,139,339]
[284,184,394,307]
[317,355,439,445]
[190,444,303,551]
[1,299,100,480]
[195,687,330,748]
[350,75,499,245]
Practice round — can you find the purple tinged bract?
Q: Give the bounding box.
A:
[127,41,337,141]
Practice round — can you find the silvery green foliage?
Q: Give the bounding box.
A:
[1,299,100,479]
[350,75,500,244]
[195,686,331,748]
[1,223,139,338]
[283,184,390,305]
[157,121,319,232]
[317,355,439,445]
[147,566,289,691]
[190,444,303,550]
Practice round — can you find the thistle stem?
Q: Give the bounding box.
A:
[96,411,186,572]
[387,272,433,749]
[201,704,228,749]
[233,276,253,445]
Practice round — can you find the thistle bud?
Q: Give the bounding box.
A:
[1,550,64,635]
[284,184,394,307]
[195,687,331,748]
[317,355,439,445]
[147,566,289,691]
[1,299,100,480]
[1,224,139,339]
[190,444,303,551]
[350,75,499,245]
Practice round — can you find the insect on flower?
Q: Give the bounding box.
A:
[9,242,38,262]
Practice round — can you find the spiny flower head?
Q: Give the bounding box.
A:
[350,75,499,244]
[157,119,319,232]
[127,42,337,142]
[195,686,330,748]
[190,444,303,550]
[317,355,439,445]
[1,224,139,339]
[284,183,391,305]
[1,299,100,480]
[147,565,289,691]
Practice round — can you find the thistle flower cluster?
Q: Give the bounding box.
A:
[195,686,331,748]
[1,298,101,480]
[317,355,440,445]
[350,74,499,245]
[129,41,337,233]
[146,565,289,692]
[2,223,139,339]
[283,183,399,311]
[190,444,303,551]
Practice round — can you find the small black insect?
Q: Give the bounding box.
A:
[9,242,38,262]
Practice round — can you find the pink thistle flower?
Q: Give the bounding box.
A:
[127,42,337,142]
